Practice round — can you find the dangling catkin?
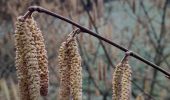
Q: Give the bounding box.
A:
[121,61,132,100]
[112,63,124,100]
[66,32,82,100]
[26,17,49,96]
[112,60,132,100]
[58,30,82,100]
[15,17,40,100]
[58,42,70,100]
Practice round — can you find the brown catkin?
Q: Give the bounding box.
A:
[58,42,70,100]
[112,63,124,100]
[58,30,82,100]
[121,61,132,100]
[67,32,82,100]
[112,60,132,100]
[26,17,49,96]
[15,17,40,100]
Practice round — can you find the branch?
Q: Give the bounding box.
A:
[25,6,170,78]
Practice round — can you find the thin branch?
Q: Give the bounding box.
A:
[26,6,170,77]
[139,0,158,40]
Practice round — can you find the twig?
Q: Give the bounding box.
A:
[139,0,158,40]
[25,6,170,77]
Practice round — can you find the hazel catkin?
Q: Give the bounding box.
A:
[26,17,49,96]
[66,32,82,100]
[58,30,82,100]
[58,42,70,100]
[15,17,40,100]
[121,61,132,100]
[112,63,124,100]
[112,60,132,100]
[15,18,29,100]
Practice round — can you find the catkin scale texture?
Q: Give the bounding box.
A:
[15,17,40,100]
[67,36,82,100]
[58,31,82,100]
[112,63,123,100]
[112,61,132,100]
[26,17,49,96]
[121,62,131,100]
[58,42,70,100]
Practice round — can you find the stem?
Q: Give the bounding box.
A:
[23,11,32,19]
[121,51,132,63]
[26,6,170,78]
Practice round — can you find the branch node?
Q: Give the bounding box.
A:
[73,28,81,37]
[121,51,132,63]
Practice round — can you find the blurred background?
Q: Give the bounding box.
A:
[0,0,170,100]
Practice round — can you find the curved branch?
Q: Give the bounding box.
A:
[23,6,170,78]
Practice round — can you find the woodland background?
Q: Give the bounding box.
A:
[0,0,170,100]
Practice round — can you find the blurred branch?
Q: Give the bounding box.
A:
[149,0,168,96]
[80,0,115,68]
[77,38,104,95]
[139,0,158,40]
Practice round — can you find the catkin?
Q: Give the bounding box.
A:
[58,30,82,100]
[58,42,70,100]
[67,33,82,100]
[121,61,132,100]
[112,60,132,100]
[112,63,124,100]
[15,17,40,100]
[26,17,49,96]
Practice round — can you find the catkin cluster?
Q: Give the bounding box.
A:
[15,17,40,100]
[112,60,132,100]
[15,16,49,99]
[58,31,82,100]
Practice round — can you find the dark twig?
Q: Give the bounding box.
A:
[26,6,170,77]
[139,1,158,40]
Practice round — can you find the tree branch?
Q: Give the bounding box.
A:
[24,6,170,77]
